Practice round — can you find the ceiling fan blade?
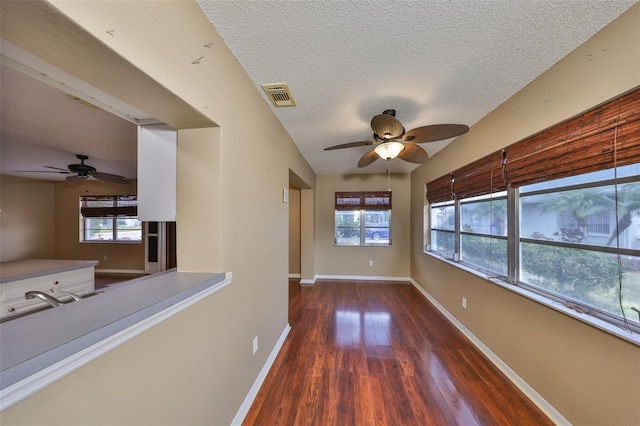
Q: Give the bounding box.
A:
[12,170,69,174]
[358,150,379,168]
[90,171,129,184]
[397,143,428,163]
[44,166,72,173]
[402,124,469,143]
[324,141,373,151]
[371,114,404,140]
[66,174,89,181]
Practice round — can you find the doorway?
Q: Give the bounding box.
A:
[145,221,177,274]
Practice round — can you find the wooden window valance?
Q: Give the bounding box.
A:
[335,191,392,211]
[80,195,138,218]
[427,87,640,204]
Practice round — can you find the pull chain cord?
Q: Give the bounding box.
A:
[612,126,630,331]
[387,159,391,191]
[487,167,497,279]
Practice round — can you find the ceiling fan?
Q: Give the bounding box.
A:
[14,154,129,184]
[324,109,469,167]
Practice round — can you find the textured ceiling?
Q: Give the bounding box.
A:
[0,62,138,182]
[197,0,637,175]
[0,1,637,182]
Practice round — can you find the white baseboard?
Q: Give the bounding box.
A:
[299,278,315,285]
[231,323,292,426]
[94,269,146,274]
[408,279,569,426]
[315,274,410,282]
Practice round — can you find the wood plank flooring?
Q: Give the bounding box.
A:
[244,280,553,426]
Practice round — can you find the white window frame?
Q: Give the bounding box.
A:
[80,195,142,243]
[426,166,640,337]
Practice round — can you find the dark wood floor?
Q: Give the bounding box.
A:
[243,279,553,426]
[94,273,146,290]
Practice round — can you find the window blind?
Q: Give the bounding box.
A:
[335,191,392,211]
[504,89,640,187]
[427,87,640,204]
[80,195,138,218]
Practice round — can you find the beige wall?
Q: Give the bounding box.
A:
[0,175,143,269]
[53,179,144,271]
[289,186,301,276]
[0,175,55,262]
[411,4,640,425]
[2,1,638,425]
[316,173,410,278]
[0,1,315,425]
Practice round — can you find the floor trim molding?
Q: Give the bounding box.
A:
[315,274,410,282]
[94,269,146,274]
[231,323,291,425]
[408,278,570,426]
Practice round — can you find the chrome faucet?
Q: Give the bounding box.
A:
[50,288,83,301]
[25,291,63,307]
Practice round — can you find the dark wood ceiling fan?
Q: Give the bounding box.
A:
[13,154,129,184]
[324,109,469,167]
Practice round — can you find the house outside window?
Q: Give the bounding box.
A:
[335,192,391,246]
[80,195,142,242]
[430,202,455,258]
[460,194,508,277]
[427,164,640,333]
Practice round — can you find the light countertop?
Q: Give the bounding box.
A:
[0,259,99,284]
[0,269,227,391]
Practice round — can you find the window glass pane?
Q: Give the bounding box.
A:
[85,218,114,241]
[116,218,142,241]
[521,182,640,250]
[365,222,389,244]
[84,197,115,208]
[461,198,507,236]
[336,210,360,245]
[521,243,639,321]
[364,210,390,244]
[461,235,507,276]
[430,230,454,258]
[521,163,640,194]
[431,204,455,231]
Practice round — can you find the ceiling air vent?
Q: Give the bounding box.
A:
[261,83,296,107]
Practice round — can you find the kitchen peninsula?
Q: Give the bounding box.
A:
[0,259,98,319]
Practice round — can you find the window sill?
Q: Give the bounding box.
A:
[0,269,231,410]
[79,240,142,244]
[421,250,640,347]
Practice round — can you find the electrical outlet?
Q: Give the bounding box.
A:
[462,297,467,309]
[253,336,258,354]
[103,255,107,260]
[369,260,374,266]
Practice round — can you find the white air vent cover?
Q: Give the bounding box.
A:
[261,83,296,107]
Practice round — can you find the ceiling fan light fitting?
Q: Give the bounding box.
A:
[374,141,404,160]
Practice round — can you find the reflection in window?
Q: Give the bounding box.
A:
[460,195,507,277]
[430,202,455,259]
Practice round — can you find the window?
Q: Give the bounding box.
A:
[430,202,455,258]
[460,194,508,277]
[428,166,640,333]
[519,169,639,323]
[335,192,391,246]
[80,195,142,242]
[426,88,640,335]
